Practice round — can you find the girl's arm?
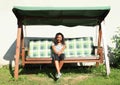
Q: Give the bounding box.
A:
[60,45,66,53]
[57,45,66,55]
[52,45,58,54]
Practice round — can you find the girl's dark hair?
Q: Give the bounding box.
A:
[53,32,65,45]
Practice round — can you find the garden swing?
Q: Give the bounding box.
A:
[12,6,110,79]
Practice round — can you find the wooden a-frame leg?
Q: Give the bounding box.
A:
[14,27,22,79]
[97,24,103,64]
[21,28,25,67]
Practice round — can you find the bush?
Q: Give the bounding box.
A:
[109,28,120,68]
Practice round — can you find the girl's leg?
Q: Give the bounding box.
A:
[54,60,62,78]
[54,60,60,74]
[59,54,65,70]
[59,60,64,70]
[52,54,60,74]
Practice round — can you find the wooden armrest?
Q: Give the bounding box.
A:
[93,46,103,55]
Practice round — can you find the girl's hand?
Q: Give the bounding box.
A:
[57,51,62,56]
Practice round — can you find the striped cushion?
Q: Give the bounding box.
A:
[28,37,93,58]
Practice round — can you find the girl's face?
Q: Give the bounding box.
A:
[56,35,62,43]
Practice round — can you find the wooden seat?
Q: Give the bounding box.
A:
[21,37,103,67]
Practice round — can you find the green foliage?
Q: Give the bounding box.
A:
[110,27,120,68]
[91,64,106,76]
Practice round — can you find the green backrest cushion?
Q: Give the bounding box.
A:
[28,37,93,58]
[29,39,52,58]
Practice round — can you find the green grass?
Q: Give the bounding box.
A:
[79,68,120,85]
[0,64,120,85]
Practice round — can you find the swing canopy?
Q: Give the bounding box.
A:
[13,6,110,26]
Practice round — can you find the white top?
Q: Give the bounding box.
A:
[52,42,64,53]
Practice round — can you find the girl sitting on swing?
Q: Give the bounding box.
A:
[52,32,66,79]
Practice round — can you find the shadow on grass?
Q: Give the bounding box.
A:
[9,62,14,77]
[19,63,94,81]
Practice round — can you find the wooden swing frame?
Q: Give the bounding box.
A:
[13,6,110,79]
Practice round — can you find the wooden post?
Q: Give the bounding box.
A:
[98,24,103,63]
[21,28,25,67]
[95,24,102,66]
[101,22,110,76]
[14,21,22,79]
[98,24,102,48]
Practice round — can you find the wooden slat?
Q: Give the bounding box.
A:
[24,59,100,64]
[26,58,52,61]
[26,56,99,61]
[24,57,100,64]
[63,59,100,63]
[25,60,52,64]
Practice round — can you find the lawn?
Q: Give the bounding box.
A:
[0,64,120,85]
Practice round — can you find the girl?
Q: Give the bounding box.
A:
[52,32,66,78]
